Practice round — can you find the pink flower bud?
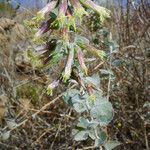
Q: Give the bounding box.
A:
[76,47,88,75]
[61,28,69,42]
[58,0,68,16]
[34,44,48,55]
[63,48,74,82]
[35,39,57,64]
[57,0,68,27]
[38,1,57,17]
[71,0,81,8]
[87,85,94,95]
[80,0,110,20]
[35,19,52,37]
[66,10,76,30]
[47,80,60,96]
[70,0,88,21]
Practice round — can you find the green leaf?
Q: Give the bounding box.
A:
[94,130,107,147]
[72,129,89,141]
[85,73,100,87]
[63,95,73,106]
[93,92,107,106]
[49,12,57,22]
[1,131,10,141]
[75,35,89,46]
[73,102,87,113]
[88,128,96,140]
[143,101,150,108]
[77,117,90,129]
[63,89,80,106]
[90,101,113,126]
[104,140,120,150]
[88,120,99,128]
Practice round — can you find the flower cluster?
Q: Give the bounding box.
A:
[32,0,110,36]
[26,0,110,94]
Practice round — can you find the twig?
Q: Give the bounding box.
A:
[50,123,62,150]
[0,142,18,149]
[31,127,55,146]
[144,122,149,150]
[137,112,150,150]
[77,146,96,150]
[107,32,113,100]
[93,61,104,71]
[32,84,76,118]
[88,61,105,76]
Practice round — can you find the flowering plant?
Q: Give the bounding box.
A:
[25,0,118,148]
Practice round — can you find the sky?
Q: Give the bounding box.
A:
[1,0,130,10]
[11,0,128,7]
[11,0,47,9]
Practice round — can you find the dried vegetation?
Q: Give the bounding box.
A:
[0,1,150,150]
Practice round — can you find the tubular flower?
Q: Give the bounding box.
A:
[63,48,74,82]
[70,0,88,22]
[76,46,88,75]
[57,0,68,27]
[87,85,94,95]
[61,27,69,42]
[47,80,60,96]
[34,44,48,55]
[38,1,57,18]
[35,39,57,52]
[35,39,57,64]
[80,0,110,22]
[35,19,52,37]
[66,10,76,30]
